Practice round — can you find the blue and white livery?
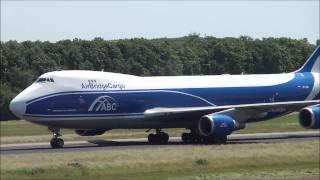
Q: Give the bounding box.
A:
[10,46,320,148]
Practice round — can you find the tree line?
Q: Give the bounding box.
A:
[0,35,318,120]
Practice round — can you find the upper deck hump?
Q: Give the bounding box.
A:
[139,73,296,89]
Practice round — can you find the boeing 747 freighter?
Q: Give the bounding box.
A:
[10,46,320,148]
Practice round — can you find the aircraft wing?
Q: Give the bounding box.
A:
[144,100,319,122]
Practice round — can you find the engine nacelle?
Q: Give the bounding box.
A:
[198,114,237,136]
[75,129,106,136]
[299,106,320,129]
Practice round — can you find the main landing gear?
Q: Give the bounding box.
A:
[49,127,64,149]
[181,131,199,144]
[147,129,169,144]
[181,129,227,144]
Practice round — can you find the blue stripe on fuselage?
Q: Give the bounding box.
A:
[25,73,315,117]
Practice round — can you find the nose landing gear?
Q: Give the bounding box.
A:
[147,129,169,144]
[49,127,64,149]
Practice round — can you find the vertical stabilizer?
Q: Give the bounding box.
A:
[296,46,320,73]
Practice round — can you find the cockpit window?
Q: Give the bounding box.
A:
[36,77,55,83]
[37,78,46,83]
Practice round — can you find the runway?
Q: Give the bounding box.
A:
[1,131,319,155]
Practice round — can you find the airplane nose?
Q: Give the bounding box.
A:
[9,97,26,119]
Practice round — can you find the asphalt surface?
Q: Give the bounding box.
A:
[1,131,319,155]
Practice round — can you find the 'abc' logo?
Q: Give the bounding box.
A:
[88,96,117,112]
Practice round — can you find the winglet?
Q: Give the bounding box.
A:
[296,46,320,73]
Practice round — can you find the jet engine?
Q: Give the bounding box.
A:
[75,129,107,136]
[299,105,320,129]
[198,114,238,136]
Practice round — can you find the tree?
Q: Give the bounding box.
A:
[0,36,314,120]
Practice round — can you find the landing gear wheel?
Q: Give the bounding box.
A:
[182,133,193,143]
[215,135,227,144]
[50,138,64,149]
[181,132,198,144]
[159,132,169,144]
[182,128,228,145]
[148,133,156,144]
[48,127,64,149]
[147,130,169,144]
[181,133,188,142]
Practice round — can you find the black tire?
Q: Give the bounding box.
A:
[148,133,156,144]
[216,135,227,144]
[56,138,64,148]
[182,133,198,144]
[148,132,169,144]
[189,133,198,144]
[50,138,64,149]
[181,133,189,143]
[50,138,57,148]
[160,132,169,144]
[195,135,205,144]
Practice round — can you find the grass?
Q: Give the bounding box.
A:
[0,113,315,144]
[1,141,319,179]
[1,113,319,179]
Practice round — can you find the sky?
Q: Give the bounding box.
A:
[1,1,319,44]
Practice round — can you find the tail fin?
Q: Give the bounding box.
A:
[296,46,320,73]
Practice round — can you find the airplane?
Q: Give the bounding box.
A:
[9,46,320,149]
